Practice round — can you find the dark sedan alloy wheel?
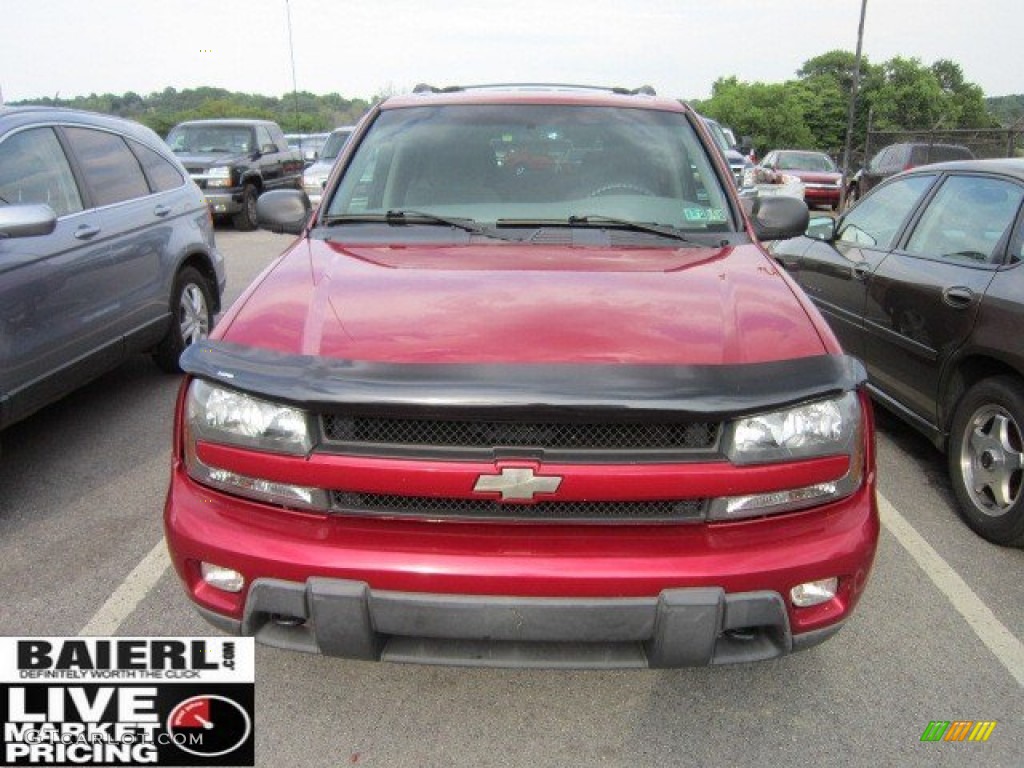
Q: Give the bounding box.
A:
[950,377,1024,547]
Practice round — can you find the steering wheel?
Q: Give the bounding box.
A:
[587,182,656,198]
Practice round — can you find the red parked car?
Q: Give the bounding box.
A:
[757,150,844,210]
[165,85,879,668]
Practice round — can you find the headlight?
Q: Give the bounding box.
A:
[710,392,864,521]
[206,166,233,188]
[187,379,312,455]
[185,379,327,511]
[725,392,860,465]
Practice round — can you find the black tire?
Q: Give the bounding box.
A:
[153,266,215,373]
[232,183,259,231]
[947,376,1024,547]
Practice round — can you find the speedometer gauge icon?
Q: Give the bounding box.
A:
[167,694,252,758]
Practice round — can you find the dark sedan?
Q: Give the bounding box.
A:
[771,158,1024,546]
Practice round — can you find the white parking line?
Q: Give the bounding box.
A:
[78,539,170,636]
[878,492,1024,687]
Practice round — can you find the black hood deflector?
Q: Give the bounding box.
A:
[180,342,866,421]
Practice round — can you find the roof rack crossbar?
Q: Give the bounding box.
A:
[412,83,657,96]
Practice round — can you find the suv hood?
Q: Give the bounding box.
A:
[216,239,827,365]
[173,151,250,170]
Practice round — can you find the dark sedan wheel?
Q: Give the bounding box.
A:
[232,184,259,231]
[949,377,1024,547]
[153,267,214,373]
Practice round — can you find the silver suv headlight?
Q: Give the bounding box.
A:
[710,392,864,521]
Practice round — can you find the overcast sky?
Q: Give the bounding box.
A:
[1,0,1021,105]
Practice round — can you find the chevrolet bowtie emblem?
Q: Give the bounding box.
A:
[473,467,563,501]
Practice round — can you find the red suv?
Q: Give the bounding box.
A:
[165,85,879,668]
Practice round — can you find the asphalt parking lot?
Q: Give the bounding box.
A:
[0,228,1021,767]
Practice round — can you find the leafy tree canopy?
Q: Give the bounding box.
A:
[9,56,1016,157]
[695,51,1004,161]
[11,87,373,137]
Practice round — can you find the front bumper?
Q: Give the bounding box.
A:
[166,463,878,668]
[198,578,843,668]
[202,189,244,216]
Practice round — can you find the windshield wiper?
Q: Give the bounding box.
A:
[322,211,518,241]
[567,215,699,244]
[386,209,488,234]
[496,215,699,244]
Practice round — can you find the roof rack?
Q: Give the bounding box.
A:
[412,83,657,96]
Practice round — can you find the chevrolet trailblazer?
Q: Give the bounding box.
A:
[164,85,878,668]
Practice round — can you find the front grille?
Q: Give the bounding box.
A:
[321,415,719,452]
[331,491,706,522]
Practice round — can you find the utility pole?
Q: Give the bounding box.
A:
[839,0,868,211]
[285,0,301,135]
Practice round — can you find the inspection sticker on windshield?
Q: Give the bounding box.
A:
[0,637,254,766]
[683,207,727,223]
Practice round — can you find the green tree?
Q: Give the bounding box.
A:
[931,59,997,128]
[795,74,848,156]
[697,77,815,155]
[865,56,945,129]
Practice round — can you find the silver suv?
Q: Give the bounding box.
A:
[0,106,226,433]
[301,126,355,206]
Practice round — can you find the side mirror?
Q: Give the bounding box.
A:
[749,195,809,242]
[261,144,278,155]
[806,215,838,242]
[0,204,58,239]
[256,189,311,235]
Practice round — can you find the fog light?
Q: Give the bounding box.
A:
[201,562,245,593]
[791,577,838,607]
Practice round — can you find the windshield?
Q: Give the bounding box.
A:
[166,125,254,154]
[702,118,731,155]
[325,105,733,232]
[320,129,353,161]
[777,152,837,172]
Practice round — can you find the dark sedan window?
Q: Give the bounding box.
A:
[838,175,935,249]
[129,139,185,193]
[906,176,1024,264]
[63,127,150,207]
[0,127,83,217]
